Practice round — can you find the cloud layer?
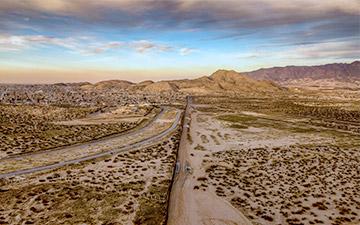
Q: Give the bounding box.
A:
[0,0,358,79]
[0,35,184,55]
[1,0,358,37]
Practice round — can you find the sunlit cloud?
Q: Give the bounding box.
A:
[0,35,77,51]
[0,35,189,55]
[179,48,195,56]
[82,41,124,55]
[0,0,358,83]
[236,50,271,59]
[0,1,358,47]
[291,41,360,59]
[131,40,173,53]
[239,40,360,61]
[1,1,358,32]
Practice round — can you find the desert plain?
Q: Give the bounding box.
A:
[1,64,360,225]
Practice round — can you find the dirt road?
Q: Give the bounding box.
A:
[167,98,253,225]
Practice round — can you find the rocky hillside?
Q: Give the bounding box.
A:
[245,61,360,88]
[143,81,179,93]
[79,69,285,95]
[145,70,285,94]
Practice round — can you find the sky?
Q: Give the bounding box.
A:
[0,0,359,83]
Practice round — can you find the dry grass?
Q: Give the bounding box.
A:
[191,96,360,225]
[0,127,182,225]
[0,105,140,157]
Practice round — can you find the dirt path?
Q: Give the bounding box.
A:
[167,98,252,225]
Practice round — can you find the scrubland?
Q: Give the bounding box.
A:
[0,128,181,225]
[188,96,360,225]
[0,105,154,157]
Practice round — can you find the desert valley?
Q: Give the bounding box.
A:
[0,61,359,225]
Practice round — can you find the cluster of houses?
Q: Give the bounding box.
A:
[0,83,185,107]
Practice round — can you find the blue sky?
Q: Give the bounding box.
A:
[0,0,359,83]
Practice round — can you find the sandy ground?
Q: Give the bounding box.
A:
[181,100,360,225]
[54,105,152,125]
[168,102,253,225]
[0,126,181,225]
[0,105,149,158]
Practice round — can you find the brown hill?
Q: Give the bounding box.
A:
[142,69,285,95]
[143,81,179,93]
[80,69,286,95]
[137,80,154,86]
[208,69,281,93]
[176,69,283,94]
[94,80,134,90]
[245,61,360,83]
[170,77,215,94]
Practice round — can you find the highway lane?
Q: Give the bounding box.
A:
[0,108,182,179]
[0,106,165,162]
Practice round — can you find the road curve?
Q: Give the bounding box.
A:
[0,108,182,179]
[0,106,166,162]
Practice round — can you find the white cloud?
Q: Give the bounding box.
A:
[292,41,360,59]
[131,40,172,53]
[179,47,195,56]
[0,35,190,55]
[0,35,26,51]
[82,41,124,55]
[0,0,358,54]
[0,35,77,51]
[1,0,358,17]
[238,40,360,62]
[236,50,271,59]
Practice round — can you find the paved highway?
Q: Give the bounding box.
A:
[0,107,182,179]
[0,107,166,161]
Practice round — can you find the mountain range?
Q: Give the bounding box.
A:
[80,61,359,94]
[245,61,360,88]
